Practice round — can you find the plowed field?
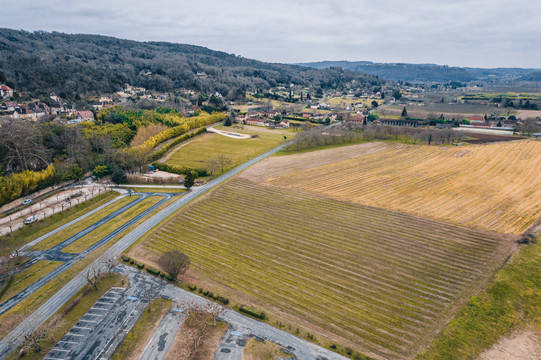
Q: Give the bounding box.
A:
[136,179,515,359]
[265,140,541,234]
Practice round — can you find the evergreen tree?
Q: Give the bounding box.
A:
[401,107,408,118]
[184,171,195,189]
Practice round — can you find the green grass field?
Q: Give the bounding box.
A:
[31,195,137,251]
[126,187,187,194]
[0,261,62,303]
[165,126,294,173]
[62,196,162,254]
[417,236,541,360]
[131,178,514,360]
[0,192,118,257]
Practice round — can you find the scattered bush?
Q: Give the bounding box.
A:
[62,297,80,316]
[136,263,144,269]
[121,256,130,262]
[147,268,160,276]
[188,284,197,291]
[159,272,165,277]
[166,275,174,282]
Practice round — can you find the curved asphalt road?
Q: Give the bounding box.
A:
[0,142,292,358]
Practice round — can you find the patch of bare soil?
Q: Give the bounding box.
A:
[240,141,391,182]
[466,133,526,144]
[477,330,541,360]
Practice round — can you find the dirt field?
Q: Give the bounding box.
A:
[465,133,525,144]
[132,178,515,360]
[260,140,541,234]
[241,142,389,182]
[477,330,541,360]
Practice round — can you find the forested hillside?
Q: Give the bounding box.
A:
[0,28,383,99]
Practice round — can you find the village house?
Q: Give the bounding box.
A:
[0,85,13,98]
[76,111,94,122]
[275,119,290,129]
[470,116,486,125]
[245,117,268,127]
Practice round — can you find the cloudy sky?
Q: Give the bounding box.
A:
[4,0,540,68]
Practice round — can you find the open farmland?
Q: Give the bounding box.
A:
[131,178,515,360]
[264,140,541,235]
[164,125,293,172]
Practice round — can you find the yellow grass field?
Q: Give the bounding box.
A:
[264,140,541,235]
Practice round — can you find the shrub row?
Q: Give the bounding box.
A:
[146,267,160,276]
[150,127,207,161]
[151,162,207,178]
[239,305,266,320]
[196,286,229,305]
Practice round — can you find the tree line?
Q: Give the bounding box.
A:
[284,124,466,152]
[0,108,223,206]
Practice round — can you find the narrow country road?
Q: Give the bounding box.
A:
[0,141,292,358]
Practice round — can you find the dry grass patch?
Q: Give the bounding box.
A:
[130,123,169,147]
[266,140,541,234]
[243,338,293,360]
[133,178,515,360]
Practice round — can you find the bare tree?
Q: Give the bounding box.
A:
[159,250,190,281]
[83,263,102,290]
[102,256,119,277]
[172,302,225,360]
[204,157,220,177]
[20,317,57,355]
[215,154,233,173]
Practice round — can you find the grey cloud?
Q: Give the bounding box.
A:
[3,0,541,68]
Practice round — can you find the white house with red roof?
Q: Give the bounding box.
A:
[0,85,13,98]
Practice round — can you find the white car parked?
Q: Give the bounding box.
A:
[22,199,32,205]
[24,215,38,225]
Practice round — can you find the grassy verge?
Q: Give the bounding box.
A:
[31,195,135,251]
[110,298,172,360]
[0,192,117,256]
[5,274,126,360]
[243,338,293,360]
[62,196,161,254]
[417,238,541,359]
[126,187,187,194]
[0,261,62,303]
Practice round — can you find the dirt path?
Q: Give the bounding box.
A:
[478,330,541,360]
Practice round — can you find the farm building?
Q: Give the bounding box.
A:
[380,118,419,127]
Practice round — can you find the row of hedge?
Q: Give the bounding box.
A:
[121,256,174,281]
[239,305,266,320]
[150,127,207,161]
[188,285,230,305]
[151,162,207,178]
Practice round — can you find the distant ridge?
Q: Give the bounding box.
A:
[297,60,540,83]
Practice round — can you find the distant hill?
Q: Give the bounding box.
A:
[0,28,384,99]
[519,71,541,81]
[297,60,539,83]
